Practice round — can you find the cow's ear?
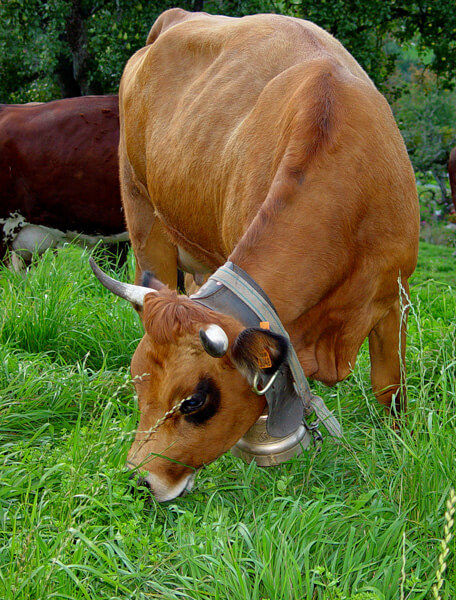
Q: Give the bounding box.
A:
[231,328,289,377]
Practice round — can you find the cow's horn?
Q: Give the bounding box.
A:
[199,324,229,357]
[89,257,157,307]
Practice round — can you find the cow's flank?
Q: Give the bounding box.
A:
[0,95,126,264]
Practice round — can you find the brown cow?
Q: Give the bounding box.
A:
[448,147,456,212]
[92,10,420,501]
[0,95,127,264]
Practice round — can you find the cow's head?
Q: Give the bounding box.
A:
[90,260,289,501]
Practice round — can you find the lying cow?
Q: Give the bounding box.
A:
[92,9,420,501]
[0,95,128,265]
[448,147,456,212]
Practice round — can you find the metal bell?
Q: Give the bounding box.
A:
[231,412,312,466]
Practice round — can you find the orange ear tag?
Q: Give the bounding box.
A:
[257,350,272,369]
[258,322,272,368]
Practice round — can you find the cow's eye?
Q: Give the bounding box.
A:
[180,394,207,414]
[180,377,220,425]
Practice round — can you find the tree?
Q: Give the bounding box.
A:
[393,73,456,210]
[1,0,455,101]
[0,1,63,101]
[275,0,456,94]
[0,0,194,101]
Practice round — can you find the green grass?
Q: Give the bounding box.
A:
[411,242,455,287]
[0,242,455,599]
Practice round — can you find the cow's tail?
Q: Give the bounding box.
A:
[277,58,350,179]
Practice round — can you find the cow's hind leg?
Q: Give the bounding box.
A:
[120,157,178,289]
[368,285,409,416]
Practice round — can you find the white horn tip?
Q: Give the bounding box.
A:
[199,324,229,358]
[89,256,157,307]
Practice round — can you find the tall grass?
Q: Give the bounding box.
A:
[0,247,139,369]
[0,243,454,599]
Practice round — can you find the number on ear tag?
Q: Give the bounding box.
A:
[257,350,272,369]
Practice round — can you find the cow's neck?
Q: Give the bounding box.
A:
[226,221,338,384]
[228,248,302,328]
[225,190,314,327]
[228,229,374,387]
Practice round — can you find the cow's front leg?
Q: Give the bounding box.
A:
[132,215,179,290]
[368,285,409,416]
[120,155,178,290]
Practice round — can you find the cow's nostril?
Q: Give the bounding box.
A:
[127,472,153,498]
[136,475,152,490]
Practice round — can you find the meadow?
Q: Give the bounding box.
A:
[0,241,455,600]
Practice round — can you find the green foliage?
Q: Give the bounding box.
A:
[83,1,177,94]
[393,2,456,91]
[393,79,456,208]
[276,0,456,92]
[0,0,183,101]
[1,0,455,101]
[0,0,64,102]
[0,243,455,599]
[278,0,398,90]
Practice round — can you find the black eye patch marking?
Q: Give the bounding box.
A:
[181,376,221,425]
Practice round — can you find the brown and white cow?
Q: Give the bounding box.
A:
[0,95,128,264]
[448,147,456,212]
[92,10,420,501]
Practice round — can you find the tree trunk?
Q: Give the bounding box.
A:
[55,54,82,98]
[432,168,451,215]
[56,0,102,97]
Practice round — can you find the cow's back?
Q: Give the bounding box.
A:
[122,12,371,196]
[0,96,121,235]
[120,11,415,259]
